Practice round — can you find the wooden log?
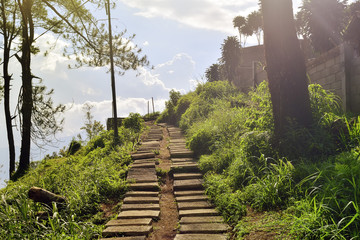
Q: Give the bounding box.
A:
[28,187,66,205]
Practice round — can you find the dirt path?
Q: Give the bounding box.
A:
[148,126,178,240]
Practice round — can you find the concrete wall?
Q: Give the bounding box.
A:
[235,43,360,114]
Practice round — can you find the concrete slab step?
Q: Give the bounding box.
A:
[130,163,156,168]
[140,141,160,147]
[174,190,205,197]
[171,164,199,173]
[121,203,160,211]
[171,158,196,163]
[179,223,228,234]
[100,236,146,240]
[173,179,203,191]
[102,225,152,237]
[174,234,227,240]
[129,182,159,191]
[176,195,208,202]
[171,151,194,158]
[180,216,224,224]
[123,197,159,204]
[177,201,213,210]
[125,191,159,197]
[131,152,156,160]
[179,209,219,218]
[118,210,160,220]
[173,173,202,180]
[106,218,153,226]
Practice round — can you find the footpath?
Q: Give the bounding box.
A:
[100,123,229,240]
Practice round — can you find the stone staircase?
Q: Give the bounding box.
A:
[101,123,229,240]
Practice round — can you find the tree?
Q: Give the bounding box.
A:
[240,22,253,46]
[80,103,104,141]
[220,36,241,84]
[205,63,220,82]
[298,0,347,53]
[233,15,246,47]
[247,10,263,45]
[0,0,19,176]
[261,0,313,137]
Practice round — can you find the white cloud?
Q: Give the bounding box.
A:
[120,0,257,34]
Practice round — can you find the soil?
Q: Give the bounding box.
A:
[148,125,178,240]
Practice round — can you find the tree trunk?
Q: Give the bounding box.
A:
[1,0,16,176]
[28,187,66,205]
[3,43,16,176]
[261,0,313,137]
[17,0,34,176]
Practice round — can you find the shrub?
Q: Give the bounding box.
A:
[67,139,82,155]
[123,112,144,132]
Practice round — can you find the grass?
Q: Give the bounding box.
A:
[0,113,145,239]
[157,80,360,239]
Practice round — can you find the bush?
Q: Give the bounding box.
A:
[67,139,82,155]
[123,112,144,132]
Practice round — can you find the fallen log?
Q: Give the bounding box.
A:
[28,187,66,206]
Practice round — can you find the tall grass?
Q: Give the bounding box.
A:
[0,114,144,239]
[158,80,360,238]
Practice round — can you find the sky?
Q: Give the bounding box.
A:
[0,0,304,187]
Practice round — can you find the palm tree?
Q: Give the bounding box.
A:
[247,10,263,45]
[233,15,246,46]
[220,36,241,84]
[241,22,253,46]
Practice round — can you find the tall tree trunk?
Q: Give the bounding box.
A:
[17,0,34,176]
[261,0,312,136]
[1,0,16,176]
[3,41,16,176]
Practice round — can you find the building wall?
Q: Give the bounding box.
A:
[237,43,360,114]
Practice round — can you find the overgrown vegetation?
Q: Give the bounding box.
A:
[0,113,145,239]
[157,80,360,239]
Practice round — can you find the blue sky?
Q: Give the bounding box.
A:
[0,0,304,186]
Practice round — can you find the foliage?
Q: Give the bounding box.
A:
[122,112,144,133]
[0,126,137,239]
[219,36,241,84]
[80,103,105,141]
[67,139,82,156]
[158,78,359,238]
[297,0,347,53]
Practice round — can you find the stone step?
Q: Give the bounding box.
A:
[176,195,208,202]
[179,209,219,218]
[131,152,156,160]
[133,158,158,163]
[174,234,227,240]
[137,147,159,152]
[173,173,202,180]
[121,203,160,211]
[179,223,228,234]
[140,141,160,147]
[180,216,224,224]
[173,179,203,191]
[177,201,213,210]
[171,164,199,173]
[102,225,152,237]
[129,182,159,191]
[100,236,146,240]
[106,218,153,227]
[127,176,158,183]
[123,197,159,204]
[118,210,160,220]
[125,191,159,198]
[171,158,196,163]
[174,190,205,197]
[171,151,194,158]
[130,163,156,168]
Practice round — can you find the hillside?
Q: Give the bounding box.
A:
[157,80,360,239]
